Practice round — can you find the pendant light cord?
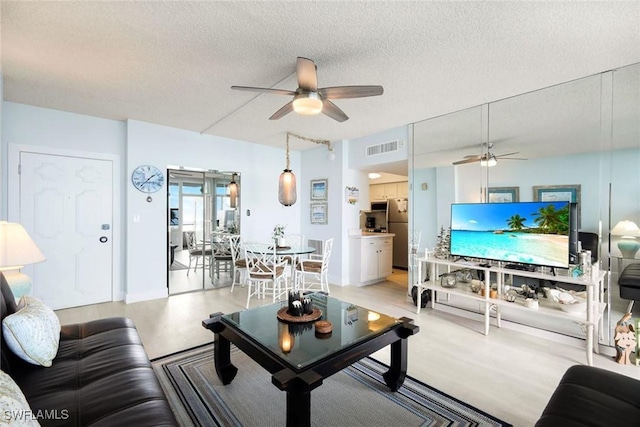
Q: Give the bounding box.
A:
[285,132,332,166]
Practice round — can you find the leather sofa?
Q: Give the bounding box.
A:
[0,273,178,426]
[536,364,640,426]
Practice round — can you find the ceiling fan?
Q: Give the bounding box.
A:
[453,143,527,166]
[231,57,383,122]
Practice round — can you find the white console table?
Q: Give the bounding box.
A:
[415,255,607,366]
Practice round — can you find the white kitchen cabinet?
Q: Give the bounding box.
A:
[349,234,394,285]
[397,181,409,198]
[370,184,387,201]
[369,181,408,202]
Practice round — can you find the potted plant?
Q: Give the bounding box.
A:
[272,224,286,246]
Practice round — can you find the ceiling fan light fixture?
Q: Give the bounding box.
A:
[292,92,323,115]
[480,155,497,167]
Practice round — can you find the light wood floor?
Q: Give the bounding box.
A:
[55,270,639,427]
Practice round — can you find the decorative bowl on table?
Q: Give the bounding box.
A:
[554,291,587,314]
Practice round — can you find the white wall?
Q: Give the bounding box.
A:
[125,120,302,302]
[348,125,409,170]
[1,102,301,304]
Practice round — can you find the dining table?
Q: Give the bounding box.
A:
[245,243,317,288]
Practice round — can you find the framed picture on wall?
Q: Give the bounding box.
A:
[533,185,581,204]
[533,184,581,226]
[311,179,328,201]
[488,187,519,203]
[310,203,328,225]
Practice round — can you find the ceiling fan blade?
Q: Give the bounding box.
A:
[453,157,481,165]
[296,57,318,91]
[495,152,519,158]
[322,100,349,122]
[500,157,528,161]
[269,101,294,120]
[463,154,481,159]
[318,85,384,99]
[231,86,296,96]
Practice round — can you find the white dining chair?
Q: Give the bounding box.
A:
[185,231,212,276]
[228,235,246,292]
[243,243,288,308]
[295,238,333,294]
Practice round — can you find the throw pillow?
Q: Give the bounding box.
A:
[2,296,61,367]
[0,370,40,426]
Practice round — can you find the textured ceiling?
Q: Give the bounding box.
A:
[2,1,639,156]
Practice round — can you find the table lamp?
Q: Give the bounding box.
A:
[611,220,640,259]
[0,221,46,299]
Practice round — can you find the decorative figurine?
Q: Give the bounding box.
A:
[614,312,636,365]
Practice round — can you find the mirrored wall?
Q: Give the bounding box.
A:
[410,63,640,344]
[167,168,241,294]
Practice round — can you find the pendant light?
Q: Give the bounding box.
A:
[278,132,297,206]
[228,173,238,208]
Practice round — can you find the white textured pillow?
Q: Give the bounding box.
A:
[2,296,61,367]
[0,370,40,426]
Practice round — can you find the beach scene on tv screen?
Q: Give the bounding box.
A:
[450,202,570,268]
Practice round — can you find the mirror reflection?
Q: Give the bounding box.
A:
[167,168,241,294]
[410,62,639,344]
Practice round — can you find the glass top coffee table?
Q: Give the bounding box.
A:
[202,292,419,427]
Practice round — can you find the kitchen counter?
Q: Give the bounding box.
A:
[349,233,394,286]
[357,232,396,238]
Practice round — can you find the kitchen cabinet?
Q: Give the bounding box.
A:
[369,181,407,202]
[397,181,408,198]
[349,234,394,285]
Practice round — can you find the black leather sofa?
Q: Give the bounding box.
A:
[0,273,178,426]
[536,364,640,426]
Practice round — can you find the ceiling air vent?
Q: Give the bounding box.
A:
[366,140,399,157]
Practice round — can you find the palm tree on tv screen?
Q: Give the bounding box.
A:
[533,204,569,234]
[507,214,527,231]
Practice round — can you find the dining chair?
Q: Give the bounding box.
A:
[185,231,212,276]
[210,232,233,282]
[295,238,333,294]
[228,235,247,292]
[243,243,288,308]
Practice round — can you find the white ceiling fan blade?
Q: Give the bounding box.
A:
[297,57,318,91]
[269,101,294,120]
[231,86,296,96]
[322,100,349,122]
[453,157,481,165]
[319,85,384,99]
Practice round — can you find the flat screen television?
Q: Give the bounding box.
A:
[450,201,576,269]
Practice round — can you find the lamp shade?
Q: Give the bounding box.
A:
[611,220,640,237]
[228,173,238,209]
[0,221,46,269]
[278,169,297,206]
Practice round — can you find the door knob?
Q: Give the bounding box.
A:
[99,236,108,243]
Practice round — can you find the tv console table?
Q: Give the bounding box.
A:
[414,255,607,366]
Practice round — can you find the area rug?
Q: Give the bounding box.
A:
[170,260,189,271]
[152,344,511,427]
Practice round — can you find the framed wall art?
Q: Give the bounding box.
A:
[345,186,359,205]
[310,203,328,225]
[488,187,519,203]
[533,184,581,204]
[310,179,328,201]
[533,184,581,226]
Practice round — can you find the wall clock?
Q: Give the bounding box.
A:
[131,165,164,194]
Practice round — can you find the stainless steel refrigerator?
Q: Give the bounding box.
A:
[388,198,408,269]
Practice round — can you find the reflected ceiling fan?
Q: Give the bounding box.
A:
[453,143,526,166]
[231,57,383,122]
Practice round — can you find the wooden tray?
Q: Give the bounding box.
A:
[277,307,322,323]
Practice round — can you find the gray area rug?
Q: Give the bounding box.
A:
[152,344,511,427]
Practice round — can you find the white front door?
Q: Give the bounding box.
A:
[19,152,113,309]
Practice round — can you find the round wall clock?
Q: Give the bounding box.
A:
[131,165,164,193]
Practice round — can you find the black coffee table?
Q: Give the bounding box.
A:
[202,293,419,427]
